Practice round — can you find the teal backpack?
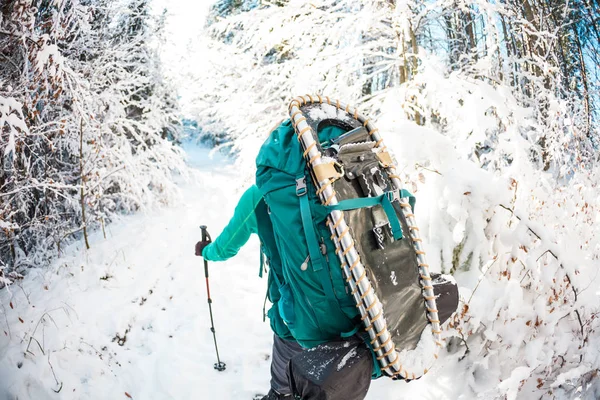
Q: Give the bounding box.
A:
[256,119,360,348]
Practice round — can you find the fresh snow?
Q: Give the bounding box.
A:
[0,142,482,400]
[306,356,336,381]
[307,103,353,123]
[390,271,398,286]
[551,366,595,389]
[336,348,357,371]
[0,97,28,158]
[2,111,599,399]
[2,113,598,398]
[0,145,276,399]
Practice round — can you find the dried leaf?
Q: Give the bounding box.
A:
[18,317,24,323]
[460,304,469,318]
[463,191,471,195]
[125,392,132,399]
[9,302,13,309]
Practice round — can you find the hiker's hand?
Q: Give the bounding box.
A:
[195,240,210,256]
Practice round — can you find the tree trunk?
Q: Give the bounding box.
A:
[409,20,422,125]
[574,30,591,138]
[79,119,90,250]
[464,7,477,60]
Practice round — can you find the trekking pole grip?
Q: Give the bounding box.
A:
[200,225,212,242]
[200,225,211,279]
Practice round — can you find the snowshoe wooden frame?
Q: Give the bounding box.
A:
[288,95,442,379]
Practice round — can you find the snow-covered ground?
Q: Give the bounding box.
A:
[0,145,268,399]
[0,143,469,399]
[1,0,598,398]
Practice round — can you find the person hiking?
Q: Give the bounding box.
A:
[195,184,305,400]
[194,101,459,399]
[194,121,377,400]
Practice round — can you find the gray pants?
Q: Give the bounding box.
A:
[270,335,304,395]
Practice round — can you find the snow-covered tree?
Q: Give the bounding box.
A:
[0,0,184,280]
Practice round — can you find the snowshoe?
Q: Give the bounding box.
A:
[287,95,459,380]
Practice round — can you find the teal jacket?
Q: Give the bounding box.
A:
[202,185,294,341]
[202,185,262,262]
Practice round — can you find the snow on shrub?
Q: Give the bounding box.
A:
[0,0,186,279]
[379,64,599,398]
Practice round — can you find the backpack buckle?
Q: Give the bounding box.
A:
[296,177,307,196]
[387,190,400,203]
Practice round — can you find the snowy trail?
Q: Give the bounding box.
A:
[0,144,468,400]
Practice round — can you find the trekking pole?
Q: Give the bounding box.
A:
[200,225,226,372]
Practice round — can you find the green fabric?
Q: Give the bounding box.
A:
[364,335,384,380]
[259,247,264,278]
[326,190,417,241]
[296,176,325,272]
[256,120,360,348]
[340,324,361,338]
[201,186,261,261]
[202,185,294,341]
[296,176,339,309]
[382,193,403,240]
[319,125,345,146]
[326,189,416,213]
[204,119,418,351]
[325,196,384,210]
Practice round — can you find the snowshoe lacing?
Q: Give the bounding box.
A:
[288,94,442,380]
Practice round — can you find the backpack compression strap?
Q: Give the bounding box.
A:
[325,189,416,241]
[296,175,339,306]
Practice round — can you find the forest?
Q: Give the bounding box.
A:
[1,0,599,398]
[0,0,184,280]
